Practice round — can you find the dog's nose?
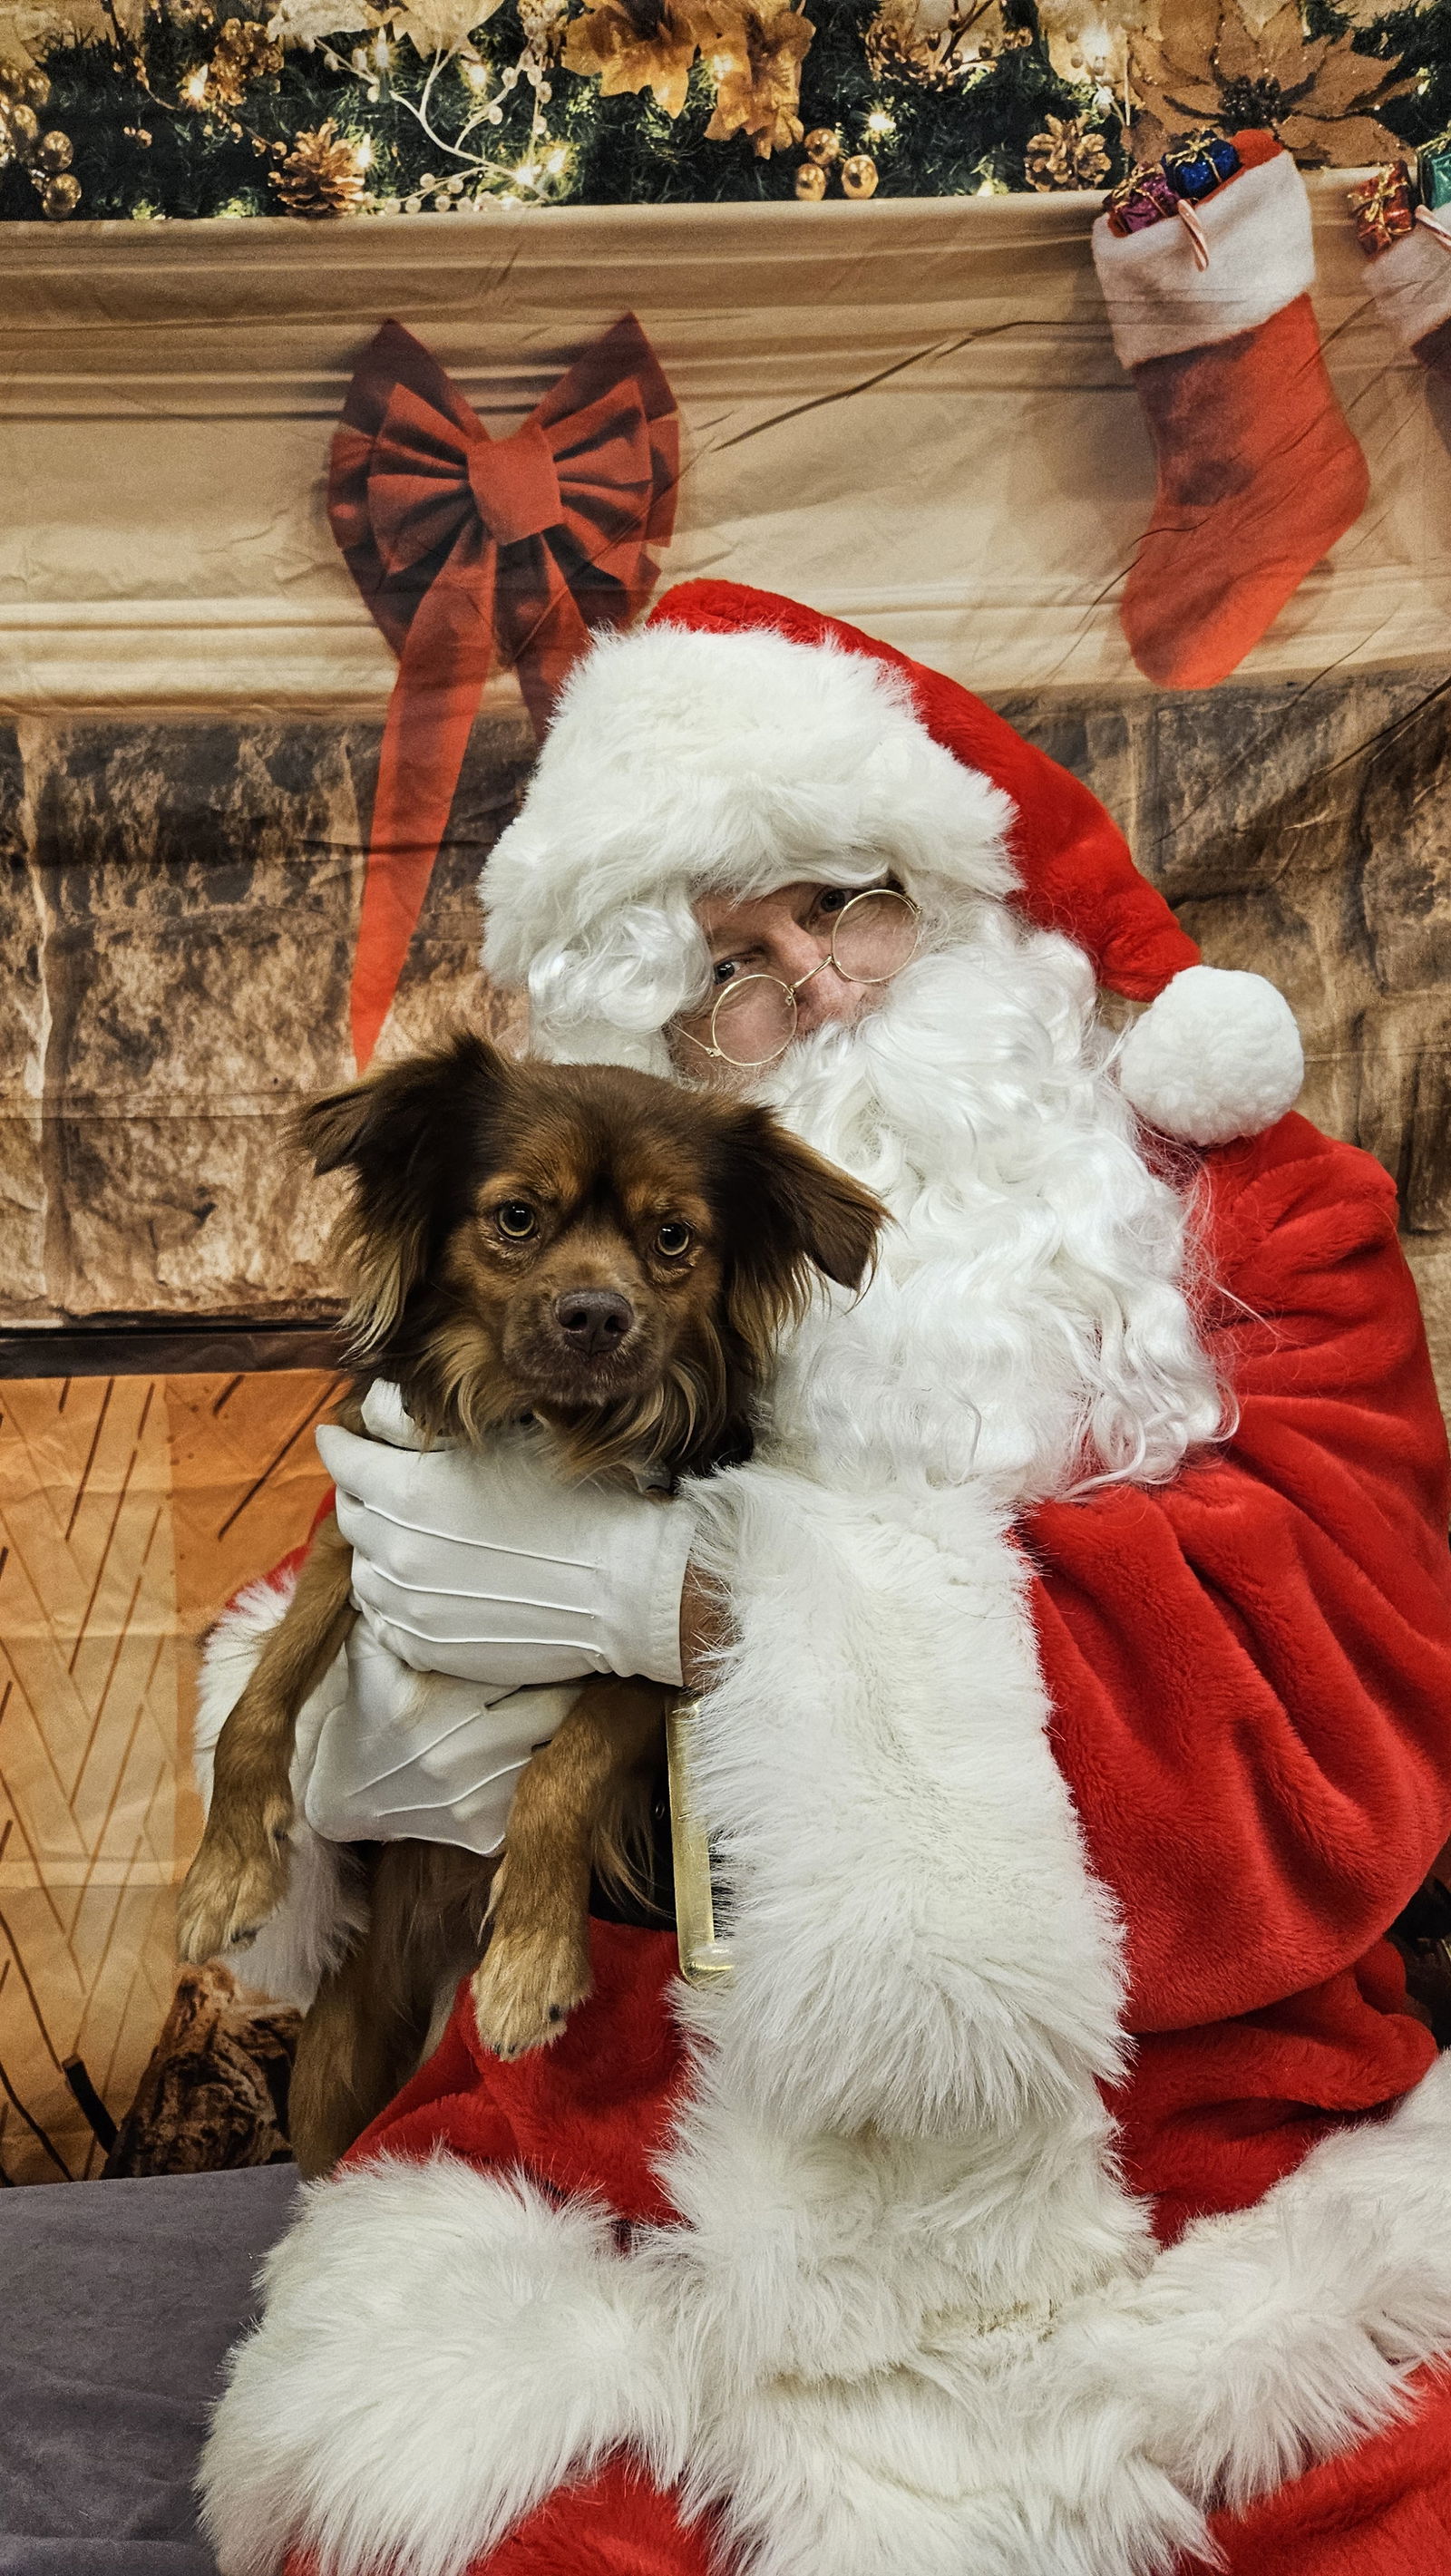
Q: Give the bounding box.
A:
[554,1288,635,1356]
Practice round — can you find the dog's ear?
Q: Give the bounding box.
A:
[294,1032,510,1358]
[716,1108,884,1367]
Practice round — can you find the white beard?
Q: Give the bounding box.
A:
[755,909,1226,1505]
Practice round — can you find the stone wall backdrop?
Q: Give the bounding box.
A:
[1,703,534,1344]
[0,676,1446,2178]
[1002,674,1451,1410]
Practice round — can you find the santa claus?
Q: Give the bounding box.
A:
[197,582,1451,2576]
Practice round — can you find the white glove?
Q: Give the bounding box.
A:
[301,1620,579,1858]
[315,1381,695,1692]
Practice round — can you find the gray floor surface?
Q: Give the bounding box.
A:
[0,2163,300,2576]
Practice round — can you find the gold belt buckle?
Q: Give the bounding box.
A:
[666,1697,735,1988]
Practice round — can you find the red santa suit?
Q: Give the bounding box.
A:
[197,588,1451,2576]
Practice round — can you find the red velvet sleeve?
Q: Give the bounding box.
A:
[1026,1111,1451,2034]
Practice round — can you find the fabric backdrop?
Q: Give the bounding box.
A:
[2,187,1449,2178]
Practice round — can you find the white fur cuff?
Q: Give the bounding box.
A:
[1092,153,1314,371]
[200,2158,687,2576]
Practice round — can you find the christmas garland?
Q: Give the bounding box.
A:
[2,0,1449,222]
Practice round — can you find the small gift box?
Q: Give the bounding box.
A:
[1105,163,1178,236]
[1347,162,1416,258]
[1421,140,1451,213]
[1162,130,1240,201]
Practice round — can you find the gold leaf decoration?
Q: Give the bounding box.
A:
[699,0,813,158]
[1128,1,1413,170]
[561,0,704,115]
[390,0,506,48]
[206,15,282,102]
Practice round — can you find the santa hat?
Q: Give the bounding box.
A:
[481,580,1301,1147]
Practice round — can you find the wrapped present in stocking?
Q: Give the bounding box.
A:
[1093,131,1369,690]
[1351,159,1451,384]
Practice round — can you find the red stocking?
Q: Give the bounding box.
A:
[1092,132,1368,689]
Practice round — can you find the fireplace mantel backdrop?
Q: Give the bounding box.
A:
[4,187,1451,2179]
[4,184,1450,712]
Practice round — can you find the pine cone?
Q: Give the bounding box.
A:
[270,120,366,216]
[862,0,985,92]
[1025,113,1111,190]
[208,17,283,105]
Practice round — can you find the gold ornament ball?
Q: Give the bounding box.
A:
[40,170,80,218]
[7,102,40,154]
[794,158,827,200]
[803,125,839,167]
[36,129,72,172]
[0,63,21,100]
[841,151,879,200]
[24,68,50,109]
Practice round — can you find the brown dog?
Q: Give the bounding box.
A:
[178,1033,882,2174]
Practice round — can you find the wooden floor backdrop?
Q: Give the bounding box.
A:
[0,1371,340,2182]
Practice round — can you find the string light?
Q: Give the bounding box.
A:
[180,66,208,102]
[865,106,893,138]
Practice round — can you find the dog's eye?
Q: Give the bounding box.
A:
[496,1202,538,1240]
[656,1222,693,1259]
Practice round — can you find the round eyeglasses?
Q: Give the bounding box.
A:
[676,887,922,1072]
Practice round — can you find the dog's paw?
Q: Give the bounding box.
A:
[471,1923,593,2060]
[176,1813,292,1964]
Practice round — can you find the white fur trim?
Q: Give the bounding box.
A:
[677,1464,1130,2140]
[200,2156,689,2576]
[191,1577,365,2011]
[480,619,1017,1065]
[1064,2050,1451,2517]
[1365,214,1451,354]
[692,2046,1451,2576]
[199,2042,1451,2576]
[1092,151,1314,370]
[1116,965,1303,1145]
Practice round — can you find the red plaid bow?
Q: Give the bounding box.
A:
[329,316,679,1067]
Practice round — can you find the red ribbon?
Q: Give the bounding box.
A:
[329,315,679,1068]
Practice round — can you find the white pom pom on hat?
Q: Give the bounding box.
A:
[1116,962,1303,1148]
[484,578,1304,1148]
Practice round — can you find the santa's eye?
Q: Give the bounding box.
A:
[656,1221,693,1258]
[496,1201,538,1240]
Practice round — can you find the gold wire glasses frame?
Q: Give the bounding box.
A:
[676,886,923,1071]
